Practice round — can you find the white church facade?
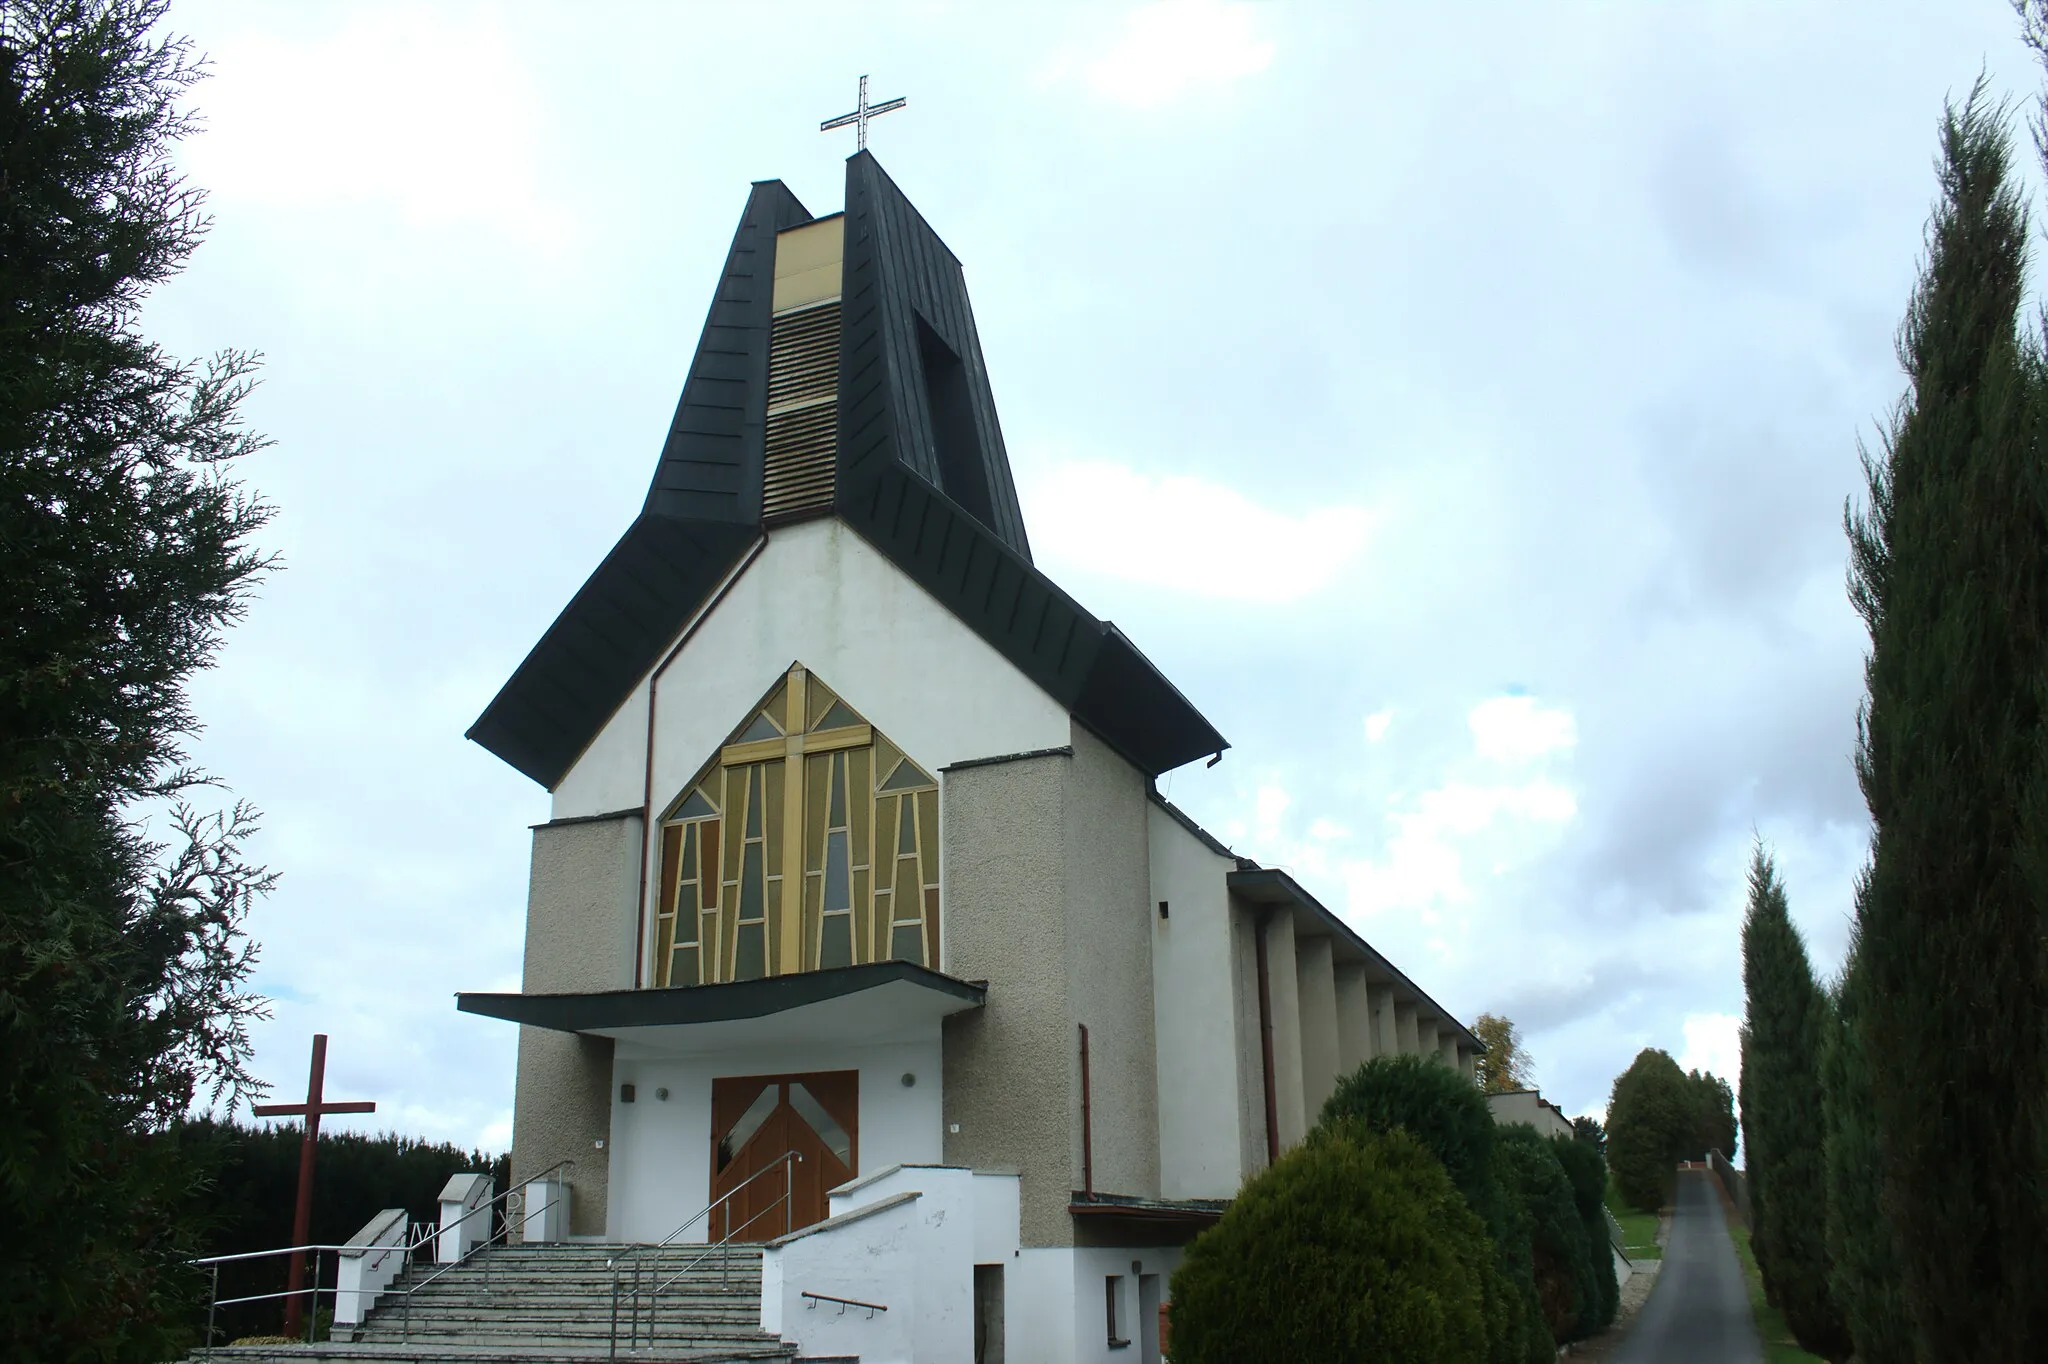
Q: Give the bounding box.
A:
[456,152,1481,1364]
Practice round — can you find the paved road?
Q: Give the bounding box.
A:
[1611,1168,1762,1364]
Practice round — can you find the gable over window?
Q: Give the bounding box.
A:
[653,663,940,987]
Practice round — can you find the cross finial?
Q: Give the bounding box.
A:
[820,74,906,152]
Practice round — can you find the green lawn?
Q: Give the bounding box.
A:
[1603,1180,1663,1262]
[1724,1214,1827,1364]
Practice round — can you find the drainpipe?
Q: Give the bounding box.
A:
[1079,1023,1094,1195]
[632,536,767,987]
[1254,909,1280,1167]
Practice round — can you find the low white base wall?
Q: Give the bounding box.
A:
[334,1208,409,1327]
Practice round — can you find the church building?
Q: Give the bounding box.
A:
[457,150,1482,1364]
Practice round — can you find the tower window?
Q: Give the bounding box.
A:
[914,314,996,530]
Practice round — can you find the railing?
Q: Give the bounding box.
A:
[1706,1147,1750,1227]
[393,1160,575,1342]
[192,1243,352,1347]
[802,1289,887,1318]
[1604,1206,1630,1257]
[190,1159,571,1347]
[607,1150,804,1359]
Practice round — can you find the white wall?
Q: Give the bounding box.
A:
[552,517,1072,825]
[1052,1243,1187,1364]
[762,1166,993,1364]
[1145,806,1245,1200]
[607,1033,943,1243]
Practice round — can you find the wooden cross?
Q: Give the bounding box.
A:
[251,1034,375,1340]
[820,74,905,151]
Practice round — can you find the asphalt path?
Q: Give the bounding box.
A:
[1610,1168,1763,1364]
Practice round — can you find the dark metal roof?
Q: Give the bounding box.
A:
[455,960,986,1033]
[467,155,1227,788]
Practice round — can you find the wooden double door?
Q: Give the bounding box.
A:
[709,1070,858,1241]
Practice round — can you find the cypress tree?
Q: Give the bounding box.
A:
[0,4,275,1357]
[1739,844,1849,1358]
[1820,933,1916,1364]
[1845,84,2048,1358]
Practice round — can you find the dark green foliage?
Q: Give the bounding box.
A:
[1740,844,1850,1358]
[1604,1048,1691,1212]
[1683,1069,1738,1163]
[1168,1125,1488,1364]
[0,3,275,1360]
[1820,937,1917,1364]
[1571,1115,1606,1153]
[1737,1029,1772,1296]
[1317,1055,1534,1364]
[1845,74,2048,1360]
[178,1118,507,1344]
[1485,1140,1550,1364]
[1496,1125,1594,1350]
[1550,1133,1619,1335]
[1319,1054,1498,1215]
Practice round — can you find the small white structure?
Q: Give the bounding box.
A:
[521,1176,570,1244]
[436,1171,495,1263]
[333,1208,408,1327]
[1487,1088,1577,1141]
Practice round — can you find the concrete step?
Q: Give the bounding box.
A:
[184,1345,797,1364]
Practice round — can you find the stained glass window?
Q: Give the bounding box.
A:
[653,663,938,987]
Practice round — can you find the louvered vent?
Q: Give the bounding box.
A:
[763,302,839,521]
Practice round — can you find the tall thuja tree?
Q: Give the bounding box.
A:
[1845,80,2048,1358]
[1739,844,1849,1359]
[0,3,275,1360]
[1820,932,1916,1364]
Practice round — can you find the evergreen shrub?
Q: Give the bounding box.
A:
[1495,1125,1595,1347]
[1168,1125,1488,1364]
[1549,1132,1620,1335]
[1605,1049,1691,1212]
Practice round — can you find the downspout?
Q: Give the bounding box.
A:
[1254,909,1280,1167]
[1079,1023,1094,1195]
[632,535,769,987]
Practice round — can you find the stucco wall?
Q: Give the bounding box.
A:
[1261,912,1306,1150]
[511,815,641,1234]
[1146,806,1245,1200]
[1228,902,1269,1177]
[1368,983,1398,1057]
[1395,1000,1419,1057]
[942,749,1076,1247]
[607,1033,944,1243]
[550,517,1073,825]
[1296,937,1340,1123]
[1488,1090,1576,1141]
[1063,727,1159,1205]
[1333,962,1373,1075]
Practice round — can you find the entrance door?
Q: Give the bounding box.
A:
[709,1071,858,1241]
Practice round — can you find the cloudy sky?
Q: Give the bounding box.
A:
[146,0,2041,1150]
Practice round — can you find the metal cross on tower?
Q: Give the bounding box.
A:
[251,1034,376,1340]
[820,74,905,151]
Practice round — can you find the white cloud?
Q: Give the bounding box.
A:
[1019,458,1375,602]
[1469,695,1578,765]
[184,13,578,255]
[1678,1012,1743,1086]
[1365,709,1393,743]
[1046,0,1276,110]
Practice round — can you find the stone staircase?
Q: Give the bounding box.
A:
[184,1243,841,1364]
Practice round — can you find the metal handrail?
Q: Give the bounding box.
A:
[802,1289,888,1316]
[607,1149,804,1359]
[190,1159,572,1347]
[396,1174,574,1343]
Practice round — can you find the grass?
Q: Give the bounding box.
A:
[1603,1179,1663,1262]
[1724,1210,1827,1364]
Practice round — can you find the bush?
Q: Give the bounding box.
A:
[1495,1126,1595,1348]
[1605,1049,1692,1212]
[1488,1138,1552,1363]
[1318,1054,1498,1214]
[1168,1125,1488,1364]
[1549,1133,1619,1335]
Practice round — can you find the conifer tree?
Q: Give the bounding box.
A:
[1603,1047,1690,1212]
[1820,934,1916,1364]
[1845,82,2048,1358]
[1,3,275,1358]
[1739,844,1848,1358]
